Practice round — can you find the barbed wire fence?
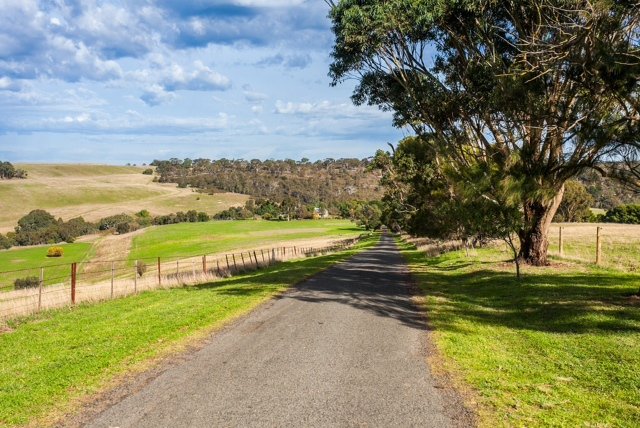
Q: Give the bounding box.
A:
[0,236,362,320]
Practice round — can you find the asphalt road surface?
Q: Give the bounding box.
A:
[84,235,472,427]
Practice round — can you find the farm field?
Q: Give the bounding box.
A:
[0,164,248,233]
[547,223,640,271]
[0,235,378,427]
[400,239,640,427]
[0,243,93,291]
[128,219,361,262]
[0,219,362,292]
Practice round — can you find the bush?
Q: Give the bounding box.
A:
[603,204,640,224]
[47,246,64,257]
[98,213,134,231]
[136,261,147,277]
[14,276,40,289]
[142,168,153,175]
[0,233,11,249]
[116,222,131,234]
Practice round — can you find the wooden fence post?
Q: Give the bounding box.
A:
[226,255,230,271]
[202,255,207,273]
[111,261,115,298]
[253,251,258,268]
[157,257,162,286]
[596,226,602,265]
[559,226,564,257]
[261,249,265,264]
[71,262,77,304]
[38,267,44,312]
[232,254,238,272]
[240,253,245,270]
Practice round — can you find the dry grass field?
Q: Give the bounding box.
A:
[0,164,248,233]
[548,222,640,271]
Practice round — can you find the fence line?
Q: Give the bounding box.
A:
[0,237,362,320]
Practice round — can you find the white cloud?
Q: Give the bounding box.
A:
[242,84,267,103]
[0,76,21,91]
[140,84,176,106]
[161,61,231,91]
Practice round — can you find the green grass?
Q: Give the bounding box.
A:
[129,219,362,262]
[0,244,93,291]
[0,234,378,427]
[399,240,640,427]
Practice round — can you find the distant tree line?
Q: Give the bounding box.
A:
[0,161,27,179]
[149,157,383,211]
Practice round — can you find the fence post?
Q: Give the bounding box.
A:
[157,257,162,286]
[226,254,230,271]
[241,253,246,270]
[111,261,115,298]
[202,255,207,273]
[71,262,77,304]
[596,226,602,265]
[559,226,564,257]
[38,267,44,312]
[272,248,276,263]
[261,249,265,264]
[232,254,238,272]
[253,251,258,268]
[217,260,221,275]
[134,260,138,293]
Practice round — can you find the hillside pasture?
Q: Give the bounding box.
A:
[128,219,362,262]
[0,164,248,233]
[0,243,93,291]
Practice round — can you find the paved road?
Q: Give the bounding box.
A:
[84,235,471,427]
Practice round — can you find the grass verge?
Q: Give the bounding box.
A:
[398,239,640,427]
[0,233,378,427]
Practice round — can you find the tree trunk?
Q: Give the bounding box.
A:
[518,186,564,266]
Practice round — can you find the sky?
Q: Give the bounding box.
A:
[0,0,406,164]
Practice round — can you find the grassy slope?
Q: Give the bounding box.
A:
[129,219,361,261]
[399,241,640,427]
[0,164,247,232]
[0,234,378,427]
[0,243,93,290]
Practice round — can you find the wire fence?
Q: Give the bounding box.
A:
[0,237,362,320]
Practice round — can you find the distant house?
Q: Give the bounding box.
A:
[313,207,330,219]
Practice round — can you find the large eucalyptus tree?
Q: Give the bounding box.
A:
[328,0,640,265]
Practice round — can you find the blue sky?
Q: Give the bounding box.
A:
[0,0,405,164]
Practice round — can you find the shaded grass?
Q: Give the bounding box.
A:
[0,234,378,427]
[0,244,93,290]
[399,241,640,427]
[129,219,362,262]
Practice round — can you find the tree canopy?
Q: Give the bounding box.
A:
[329,0,640,264]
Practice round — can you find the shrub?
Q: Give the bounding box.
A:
[14,276,40,289]
[116,222,131,234]
[603,204,640,224]
[98,213,134,231]
[136,261,147,277]
[0,233,11,249]
[142,168,153,175]
[47,246,64,257]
